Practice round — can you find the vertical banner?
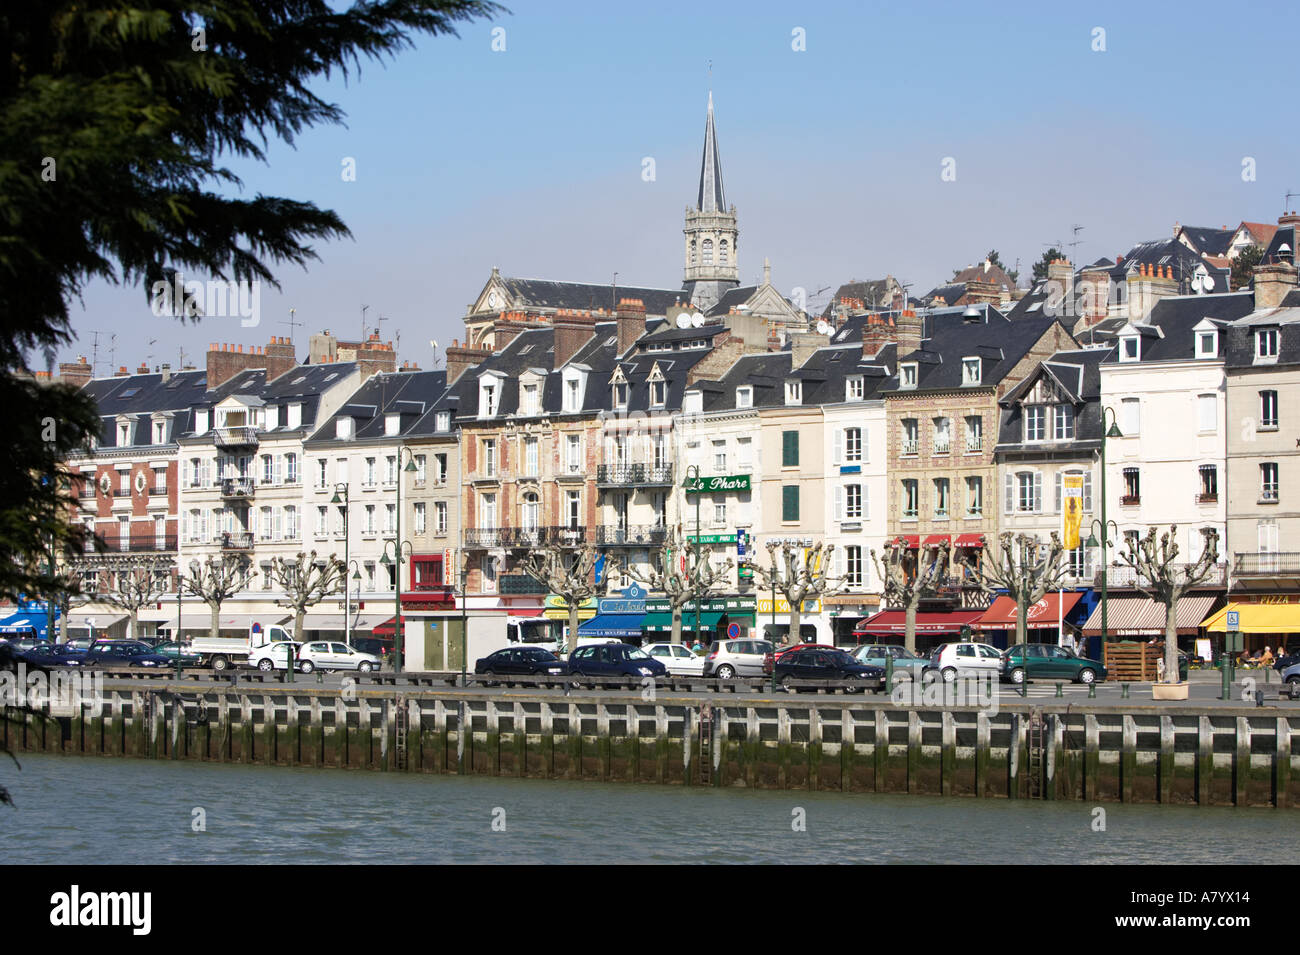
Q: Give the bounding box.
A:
[1063,473,1084,549]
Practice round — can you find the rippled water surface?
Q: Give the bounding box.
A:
[3,754,1293,864]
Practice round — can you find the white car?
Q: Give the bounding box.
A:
[247,641,302,672]
[925,642,1003,682]
[642,642,706,676]
[298,641,382,673]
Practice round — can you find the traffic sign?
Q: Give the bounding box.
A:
[727,622,741,639]
[1226,610,1240,630]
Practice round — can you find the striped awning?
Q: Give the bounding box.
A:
[1081,593,1220,637]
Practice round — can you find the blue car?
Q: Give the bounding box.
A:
[12,643,87,668]
[774,645,886,693]
[82,640,173,668]
[568,643,667,684]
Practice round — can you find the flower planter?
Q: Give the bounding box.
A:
[1152,682,1189,701]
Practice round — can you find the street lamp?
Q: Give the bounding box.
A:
[1083,406,1123,657]
[459,555,469,687]
[330,483,352,646]
[380,446,419,673]
[685,465,702,648]
[174,571,184,680]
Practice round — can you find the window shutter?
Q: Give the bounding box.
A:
[835,485,843,520]
[1004,473,1014,514]
[1084,472,1093,511]
[1054,473,1063,513]
[275,508,283,540]
[273,455,282,485]
[833,429,842,466]
[1033,472,1043,513]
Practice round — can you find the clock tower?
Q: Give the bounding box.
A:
[682,92,739,313]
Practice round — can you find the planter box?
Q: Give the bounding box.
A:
[1152,682,1189,700]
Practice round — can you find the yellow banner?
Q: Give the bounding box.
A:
[1063,474,1084,549]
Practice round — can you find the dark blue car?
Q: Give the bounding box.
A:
[12,643,87,668]
[568,643,667,685]
[475,646,569,683]
[83,640,172,668]
[773,646,886,693]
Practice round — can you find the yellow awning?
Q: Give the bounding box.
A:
[544,608,596,622]
[1202,602,1300,633]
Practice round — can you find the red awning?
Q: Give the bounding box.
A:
[955,533,986,548]
[853,609,984,636]
[976,592,1083,630]
[888,534,920,549]
[923,534,951,546]
[372,616,396,636]
[506,607,545,617]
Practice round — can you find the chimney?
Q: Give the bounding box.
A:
[896,309,923,355]
[1046,258,1074,306]
[552,309,596,370]
[137,362,150,375]
[115,366,129,377]
[444,338,492,386]
[356,335,398,381]
[789,331,823,368]
[205,336,298,387]
[862,314,894,359]
[963,279,1002,306]
[615,298,646,355]
[58,356,92,388]
[1125,262,1178,322]
[159,363,172,384]
[1254,260,1299,311]
[491,312,532,353]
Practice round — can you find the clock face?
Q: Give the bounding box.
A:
[487,290,501,309]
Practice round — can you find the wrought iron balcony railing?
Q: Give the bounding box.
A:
[1233,553,1300,576]
[596,464,674,486]
[213,427,259,449]
[595,524,669,547]
[220,531,255,550]
[221,477,256,499]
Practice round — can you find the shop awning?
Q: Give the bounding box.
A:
[65,612,127,630]
[544,608,597,622]
[641,611,724,634]
[1082,593,1221,637]
[892,535,920,549]
[923,534,951,547]
[853,609,983,636]
[302,613,383,631]
[977,592,1084,630]
[1203,601,1300,634]
[954,533,986,549]
[578,614,646,638]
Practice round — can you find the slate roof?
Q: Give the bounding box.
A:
[81,369,212,448]
[1102,291,1256,364]
[1179,226,1234,257]
[307,370,448,446]
[1260,224,1297,266]
[996,348,1110,455]
[1224,296,1300,370]
[496,276,686,317]
[705,285,759,317]
[820,279,900,318]
[951,261,1017,292]
[921,283,967,307]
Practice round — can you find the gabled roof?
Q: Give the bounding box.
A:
[995,348,1110,454]
[307,369,448,445]
[704,285,758,317]
[1102,291,1255,363]
[884,313,1070,395]
[1178,225,1234,257]
[494,276,685,317]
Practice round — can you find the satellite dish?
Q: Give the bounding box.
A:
[691,312,704,328]
[675,313,691,329]
[1192,266,1214,294]
[815,320,831,335]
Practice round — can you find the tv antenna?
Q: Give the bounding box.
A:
[360,304,370,342]
[1286,190,1299,215]
[89,331,102,378]
[282,307,302,346]
[178,346,188,371]
[1068,224,1085,262]
[108,333,117,373]
[429,339,442,369]
[375,313,389,340]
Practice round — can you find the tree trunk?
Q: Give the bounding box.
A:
[1016,595,1029,648]
[671,606,682,646]
[1163,596,1180,684]
[294,608,306,644]
[568,606,579,655]
[904,599,918,655]
[789,598,802,646]
[128,609,138,641]
[209,603,220,641]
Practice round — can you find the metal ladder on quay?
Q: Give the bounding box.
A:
[393,695,409,770]
[698,703,713,785]
[1026,708,1045,798]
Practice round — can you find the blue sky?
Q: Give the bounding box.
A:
[62,0,1299,374]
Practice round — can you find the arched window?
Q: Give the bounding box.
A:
[719,239,729,265]
[702,239,713,265]
[690,239,697,266]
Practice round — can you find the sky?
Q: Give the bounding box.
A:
[60,0,1300,376]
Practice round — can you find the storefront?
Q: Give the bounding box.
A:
[1203,596,1300,656]
[823,594,882,645]
[642,594,757,646]
[851,608,985,653]
[578,584,647,642]
[1080,591,1223,658]
[975,592,1087,650]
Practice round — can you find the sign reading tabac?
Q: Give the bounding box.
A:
[684,473,751,495]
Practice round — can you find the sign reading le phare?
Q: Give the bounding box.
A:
[684,473,751,495]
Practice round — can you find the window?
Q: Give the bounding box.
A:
[785,380,802,405]
[363,504,376,535]
[712,440,727,472]
[479,379,499,417]
[1259,519,1279,569]
[650,380,666,408]
[286,404,301,429]
[653,433,669,469]
[1198,465,1218,501]
[564,377,581,413]
[1256,328,1280,361]
[842,427,862,464]
[900,363,917,388]
[565,434,582,473]
[933,417,951,454]
[521,382,540,417]
[414,454,427,484]
[285,454,298,484]
[842,483,863,520]
[262,454,274,485]
[736,386,753,408]
[782,486,800,522]
[901,480,919,519]
[435,453,448,485]
[364,457,376,487]
[782,430,799,467]
[1196,330,1217,359]
[736,436,752,471]
[966,476,983,516]
[1121,398,1140,436]
[901,418,919,455]
[316,506,327,537]
[384,414,400,437]
[435,412,451,432]
[482,439,497,478]
[652,491,667,528]
[719,239,728,265]
[1122,468,1141,504]
[844,546,863,588]
[153,421,166,444]
[1053,405,1074,440]
[521,493,540,533]
[414,502,426,535]
[1261,463,1279,502]
[317,459,327,489]
[712,497,726,526]
[1197,394,1217,433]
[481,493,497,529]
[846,376,864,401]
[1260,390,1279,429]
[1015,472,1041,513]
[702,238,713,265]
[566,491,581,529]
[435,502,448,535]
[612,381,629,409]
[384,455,397,485]
[1053,470,1094,513]
[965,416,983,452]
[1024,406,1046,442]
[933,478,950,518]
[524,437,539,477]
[962,357,981,385]
[284,506,298,541]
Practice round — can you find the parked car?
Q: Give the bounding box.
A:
[568,643,667,684]
[83,639,173,668]
[924,642,1004,682]
[642,642,706,676]
[60,636,94,653]
[349,636,391,658]
[850,644,927,680]
[11,643,86,668]
[1000,643,1108,685]
[246,641,303,672]
[1282,662,1300,698]
[475,647,568,682]
[297,641,382,674]
[151,641,203,667]
[703,638,774,678]
[773,646,885,693]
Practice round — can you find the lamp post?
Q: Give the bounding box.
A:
[1083,406,1124,659]
[770,553,778,693]
[460,556,469,687]
[381,446,419,673]
[330,483,351,646]
[174,571,184,680]
[685,465,702,648]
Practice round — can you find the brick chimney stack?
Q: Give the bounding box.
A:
[896,309,923,355]
[206,336,298,387]
[58,356,92,388]
[615,298,646,356]
[552,308,596,370]
[444,338,492,385]
[1254,261,1299,311]
[356,331,398,381]
[862,314,894,359]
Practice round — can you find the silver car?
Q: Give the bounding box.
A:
[642,642,706,676]
[703,639,773,679]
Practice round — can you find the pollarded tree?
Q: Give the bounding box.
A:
[624,529,735,646]
[183,555,256,640]
[962,532,1068,651]
[870,538,949,654]
[520,544,600,654]
[268,551,346,643]
[84,555,175,641]
[752,541,845,647]
[1117,525,1219,685]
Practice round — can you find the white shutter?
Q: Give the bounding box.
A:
[1054,473,1063,513]
[1004,473,1014,514]
[862,484,869,520]
[273,455,282,485]
[833,429,842,466]
[274,508,283,540]
[835,485,843,520]
[1033,472,1043,513]
[1084,472,1093,511]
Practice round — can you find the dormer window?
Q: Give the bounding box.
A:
[1256,328,1280,362]
[384,414,400,437]
[961,357,981,385]
[117,421,131,446]
[435,411,451,432]
[520,381,540,417]
[900,363,918,389]
[1024,406,1046,442]
[265,405,279,430]
[736,385,753,408]
[1119,335,1140,362]
[286,403,302,429]
[683,390,703,415]
[612,382,629,409]
[561,368,586,413]
[478,376,502,417]
[1196,330,1217,359]
[785,380,802,405]
[335,417,354,440]
[846,376,864,401]
[195,410,209,434]
[650,380,666,407]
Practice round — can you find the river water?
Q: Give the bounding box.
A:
[4,754,1293,864]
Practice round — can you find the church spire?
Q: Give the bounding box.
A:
[696,91,726,213]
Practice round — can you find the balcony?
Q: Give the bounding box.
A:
[1119,494,1140,506]
[470,468,509,485]
[221,477,256,499]
[220,531,255,551]
[214,427,259,450]
[933,440,951,455]
[463,525,594,549]
[151,485,168,497]
[965,438,983,453]
[1099,563,1228,588]
[87,534,179,554]
[901,441,919,456]
[595,524,669,547]
[1260,488,1280,504]
[1194,492,1218,504]
[112,488,132,498]
[1233,553,1300,577]
[596,464,674,487]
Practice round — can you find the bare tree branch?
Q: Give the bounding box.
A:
[624,528,734,645]
[269,551,346,643]
[870,539,949,653]
[520,544,600,653]
[962,532,1068,649]
[182,555,255,640]
[752,541,845,646]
